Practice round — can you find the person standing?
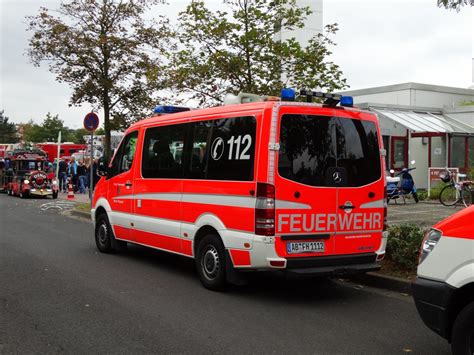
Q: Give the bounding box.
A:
[58,158,68,193]
[91,158,100,192]
[68,157,78,191]
[77,160,88,194]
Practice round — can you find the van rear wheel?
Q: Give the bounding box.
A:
[451,301,474,355]
[196,234,227,291]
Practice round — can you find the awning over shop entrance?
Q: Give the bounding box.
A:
[372,108,474,134]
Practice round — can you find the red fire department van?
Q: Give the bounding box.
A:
[413,205,474,355]
[37,143,87,163]
[92,90,387,290]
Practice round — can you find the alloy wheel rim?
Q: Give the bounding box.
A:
[201,245,219,281]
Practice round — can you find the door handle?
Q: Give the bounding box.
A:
[125,181,132,187]
[339,204,355,210]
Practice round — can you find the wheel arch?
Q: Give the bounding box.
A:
[193,225,221,256]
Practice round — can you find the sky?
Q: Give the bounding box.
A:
[0,0,473,129]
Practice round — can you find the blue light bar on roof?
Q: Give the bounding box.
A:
[281,88,296,101]
[340,96,353,107]
[153,105,191,114]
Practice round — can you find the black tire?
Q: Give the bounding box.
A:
[95,213,115,253]
[413,192,419,203]
[95,213,127,253]
[196,234,227,291]
[439,184,458,206]
[451,301,474,355]
[52,191,58,199]
[461,186,472,208]
[19,190,28,199]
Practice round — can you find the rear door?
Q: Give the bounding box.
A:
[274,107,338,258]
[334,113,384,255]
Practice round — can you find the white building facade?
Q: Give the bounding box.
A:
[341,83,474,189]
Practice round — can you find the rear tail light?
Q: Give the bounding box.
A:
[255,183,275,236]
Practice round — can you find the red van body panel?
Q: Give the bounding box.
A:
[92,101,386,274]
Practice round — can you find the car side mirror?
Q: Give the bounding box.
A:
[97,157,109,177]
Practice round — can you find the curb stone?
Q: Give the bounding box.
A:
[69,209,91,220]
[350,272,413,295]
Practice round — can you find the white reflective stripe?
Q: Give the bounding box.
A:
[267,103,281,185]
[111,192,255,208]
[110,211,133,228]
[183,194,255,208]
[112,193,182,202]
[275,200,311,209]
[112,192,311,210]
[359,199,385,209]
[133,213,182,237]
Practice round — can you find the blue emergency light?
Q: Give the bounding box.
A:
[153,105,191,114]
[340,96,354,107]
[281,88,296,101]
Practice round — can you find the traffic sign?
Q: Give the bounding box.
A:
[83,112,99,132]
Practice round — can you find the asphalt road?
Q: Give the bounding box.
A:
[0,194,451,354]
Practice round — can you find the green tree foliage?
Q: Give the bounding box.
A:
[438,0,473,10]
[23,113,64,142]
[168,0,347,106]
[0,111,19,143]
[27,0,170,159]
[22,113,85,143]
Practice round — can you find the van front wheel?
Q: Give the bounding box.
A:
[196,234,227,291]
[451,301,474,355]
[95,214,115,253]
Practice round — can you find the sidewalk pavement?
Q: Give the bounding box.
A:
[388,201,463,227]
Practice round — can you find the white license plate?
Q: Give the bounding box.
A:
[287,241,325,254]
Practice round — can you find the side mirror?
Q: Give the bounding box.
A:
[97,157,109,177]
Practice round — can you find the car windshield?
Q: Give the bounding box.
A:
[17,160,43,171]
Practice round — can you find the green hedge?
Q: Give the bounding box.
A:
[386,224,425,271]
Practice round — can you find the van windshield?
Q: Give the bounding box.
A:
[278,114,381,187]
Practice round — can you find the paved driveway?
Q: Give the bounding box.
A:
[387,201,465,227]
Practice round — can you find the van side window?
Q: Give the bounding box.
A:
[110,131,138,177]
[142,124,187,178]
[188,121,212,179]
[186,116,256,181]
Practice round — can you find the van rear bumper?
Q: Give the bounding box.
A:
[283,253,380,276]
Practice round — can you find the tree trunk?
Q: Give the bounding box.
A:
[103,104,111,163]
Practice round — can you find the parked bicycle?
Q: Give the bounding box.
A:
[438,169,472,207]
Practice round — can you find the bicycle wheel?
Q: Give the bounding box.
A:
[461,185,473,207]
[439,184,458,206]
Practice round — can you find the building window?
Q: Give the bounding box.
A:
[469,137,474,170]
[391,137,407,169]
[450,136,466,169]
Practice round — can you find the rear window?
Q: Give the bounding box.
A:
[278,114,381,187]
